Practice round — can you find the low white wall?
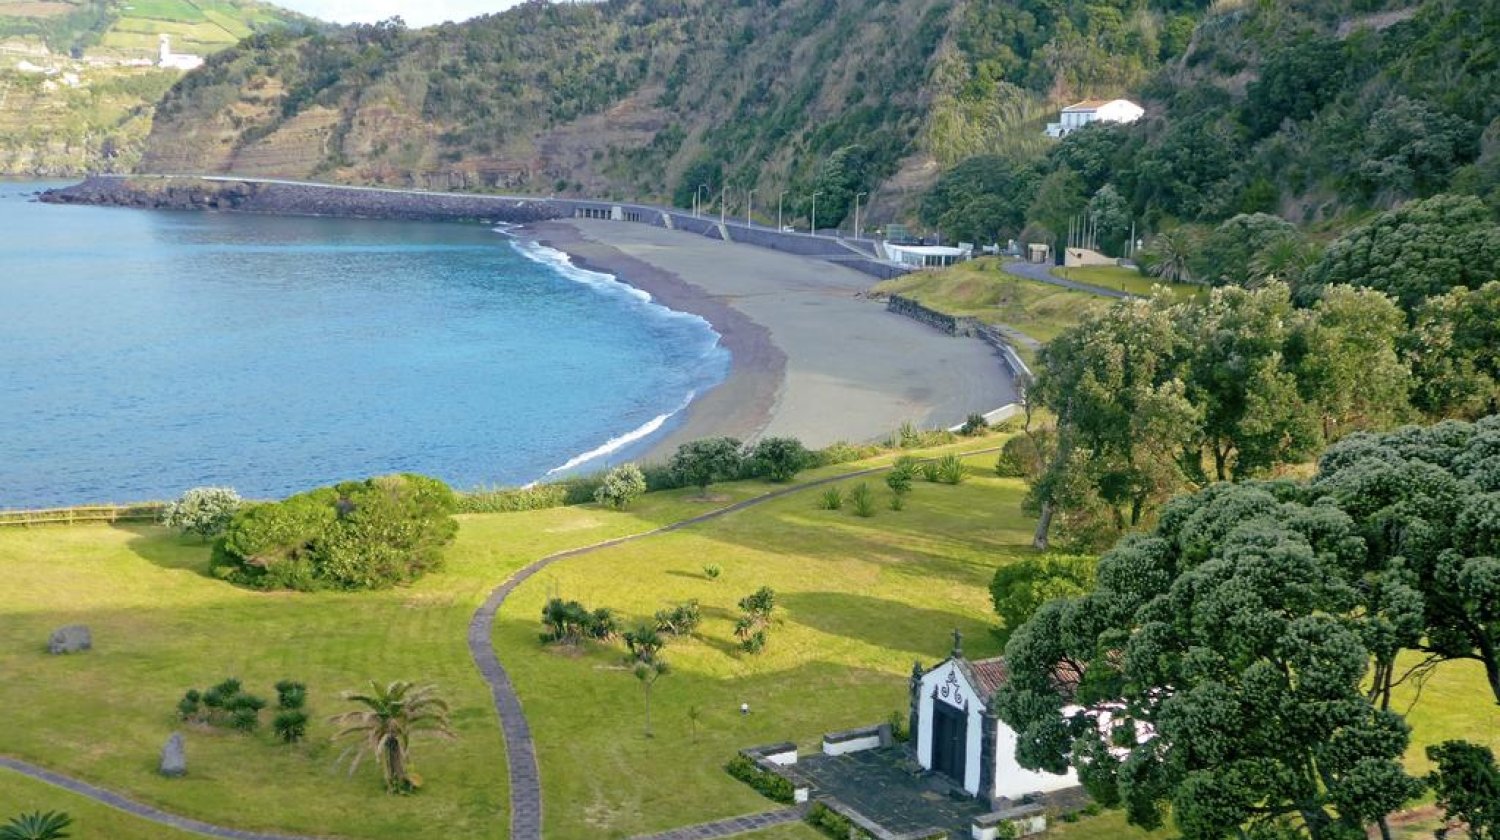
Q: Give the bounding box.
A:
[822,733,882,756]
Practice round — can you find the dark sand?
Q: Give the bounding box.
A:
[527,220,1018,459]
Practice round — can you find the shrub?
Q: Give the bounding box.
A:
[181,678,265,731]
[889,492,906,511]
[892,421,923,448]
[670,437,744,492]
[746,437,812,482]
[814,441,882,466]
[273,709,309,744]
[735,586,776,653]
[888,710,909,743]
[726,754,794,804]
[702,563,722,581]
[212,473,458,591]
[920,460,941,482]
[654,600,702,636]
[818,487,843,510]
[847,483,877,517]
[457,483,567,512]
[935,453,966,484]
[162,487,243,541]
[995,430,1052,478]
[960,413,990,436]
[806,803,871,839]
[594,463,648,509]
[540,598,619,645]
[886,456,918,495]
[623,623,666,664]
[275,680,307,710]
[0,811,73,840]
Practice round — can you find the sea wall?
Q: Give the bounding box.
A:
[41,176,569,224]
[885,294,980,337]
[41,176,913,280]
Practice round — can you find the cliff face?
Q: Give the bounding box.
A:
[135,0,1215,225]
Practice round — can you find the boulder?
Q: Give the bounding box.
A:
[48,625,91,654]
[159,732,186,777]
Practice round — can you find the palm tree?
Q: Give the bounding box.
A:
[0,811,72,840]
[1144,229,1197,285]
[330,680,456,793]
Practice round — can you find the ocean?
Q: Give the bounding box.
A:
[0,180,728,507]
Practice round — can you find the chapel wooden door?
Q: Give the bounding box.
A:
[932,701,967,783]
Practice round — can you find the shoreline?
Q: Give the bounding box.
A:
[521,220,785,463]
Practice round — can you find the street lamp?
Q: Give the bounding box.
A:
[695,184,709,218]
[777,190,788,231]
[853,192,867,240]
[746,188,756,228]
[811,191,822,236]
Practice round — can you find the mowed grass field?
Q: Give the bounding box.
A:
[3,436,1496,839]
[1050,264,1203,301]
[874,258,1109,346]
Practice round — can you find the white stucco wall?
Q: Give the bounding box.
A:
[916,661,986,795]
[990,714,1080,799]
[1096,99,1145,124]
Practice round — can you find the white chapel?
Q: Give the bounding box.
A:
[908,631,1081,801]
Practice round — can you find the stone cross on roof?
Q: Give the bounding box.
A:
[951,628,963,659]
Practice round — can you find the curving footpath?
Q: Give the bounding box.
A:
[0,756,324,840]
[465,462,898,840]
[5,447,999,840]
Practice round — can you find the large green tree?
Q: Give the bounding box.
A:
[1192,213,1302,288]
[1306,194,1500,312]
[995,482,1425,840]
[1405,281,1500,419]
[1028,296,1198,549]
[1289,286,1413,444]
[1310,417,1500,704]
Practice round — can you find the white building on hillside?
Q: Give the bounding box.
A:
[158,35,204,71]
[1045,98,1144,138]
[884,242,972,269]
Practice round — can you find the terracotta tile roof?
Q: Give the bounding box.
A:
[969,657,1010,699]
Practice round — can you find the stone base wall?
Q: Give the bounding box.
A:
[886,295,980,337]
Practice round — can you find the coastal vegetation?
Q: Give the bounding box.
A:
[210,472,458,591]
[1,434,1495,837]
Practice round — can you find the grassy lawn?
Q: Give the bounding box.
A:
[873,258,1108,346]
[0,769,202,839]
[499,452,1048,837]
[3,433,1495,840]
[0,474,796,839]
[1051,265,1203,301]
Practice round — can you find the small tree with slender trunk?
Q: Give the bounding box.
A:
[330,680,456,793]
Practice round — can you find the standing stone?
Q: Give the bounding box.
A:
[48,625,91,654]
[159,732,186,777]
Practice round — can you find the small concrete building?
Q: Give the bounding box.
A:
[885,242,972,268]
[910,632,1080,801]
[1046,98,1144,138]
[158,35,204,71]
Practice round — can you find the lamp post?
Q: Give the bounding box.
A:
[695,184,709,218]
[719,185,728,226]
[746,188,756,228]
[853,192,867,240]
[811,191,822,236]
[777,190,787,231]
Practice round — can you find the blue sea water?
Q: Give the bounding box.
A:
[0,181,728,507]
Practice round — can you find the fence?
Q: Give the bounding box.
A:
[0,503,165,527]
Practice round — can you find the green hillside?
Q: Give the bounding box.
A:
[131,0,1497,237]
[0,0,311,174]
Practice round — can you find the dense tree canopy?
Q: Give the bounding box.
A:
[997,481,1425,840]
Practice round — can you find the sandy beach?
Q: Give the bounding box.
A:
[528,219,1018,458]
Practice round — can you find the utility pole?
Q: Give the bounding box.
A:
[853,192,867,240]
[695,184,709,218]
[719,185,727,226]
[746,188,755,228]
[811,191,822,236]
[777,190,787,231]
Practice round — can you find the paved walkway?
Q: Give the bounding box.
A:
[0,757,322,840]
[1000,259,1131,299]
[628,805,809,839]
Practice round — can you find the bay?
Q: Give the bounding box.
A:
[0,181,727,507]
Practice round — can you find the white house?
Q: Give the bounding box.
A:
[1045,98,1144,138]
[910,632,1081,802]
[158,35,204,71]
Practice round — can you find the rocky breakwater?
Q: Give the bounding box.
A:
[40,176,571,225]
